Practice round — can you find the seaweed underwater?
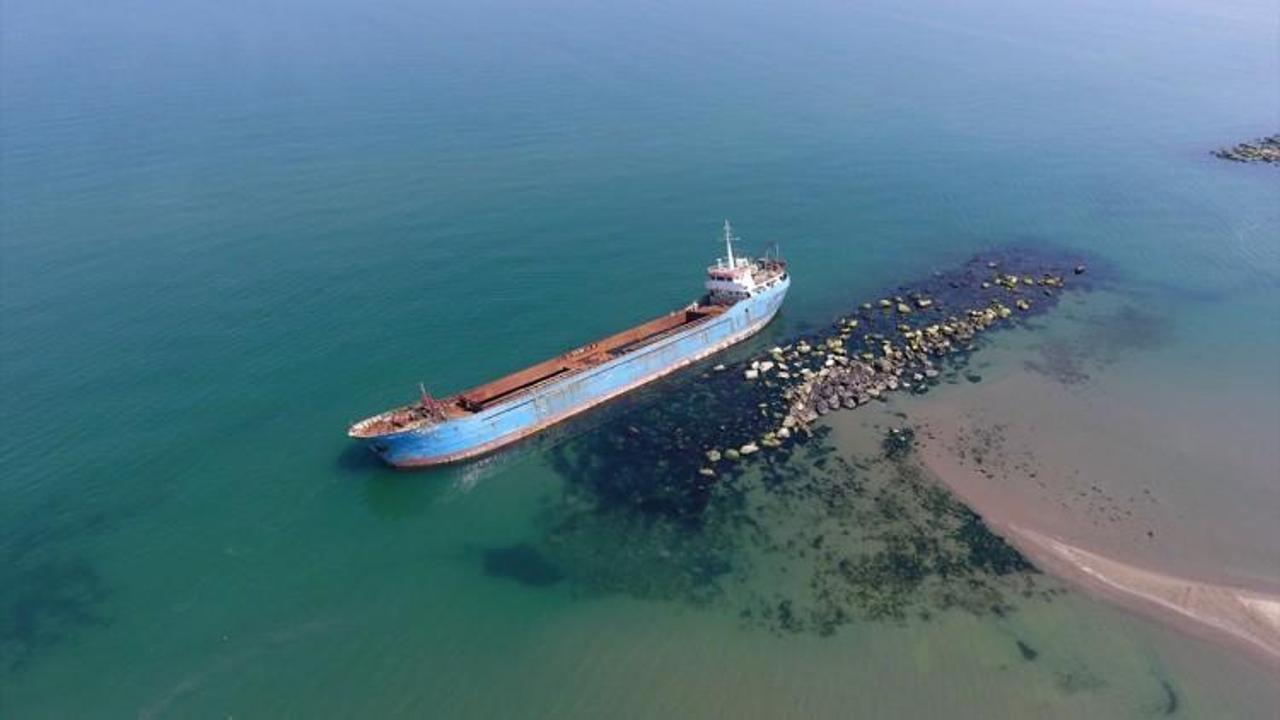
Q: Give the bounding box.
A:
[0,498,115,673]
[1023,301,1174,386]
[501,246,1096,635]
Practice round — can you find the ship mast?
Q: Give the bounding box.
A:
[723,219,736,268]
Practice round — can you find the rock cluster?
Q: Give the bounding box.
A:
[779,301,1009,431]
[544,247,1095,511]
[703,266,1072,467]
[1212,134,1280,164]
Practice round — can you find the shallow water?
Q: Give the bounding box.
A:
[2,0,1278,715]
[943,288,1280,585]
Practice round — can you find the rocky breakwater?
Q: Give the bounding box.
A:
[1212,134,1279,164]
[533,247,1094,622]
[700,253,1090,476]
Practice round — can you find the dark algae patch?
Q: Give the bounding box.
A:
[482,544,566,587]
[0,498,114,673]
[1,558,110,673]
[1016,639,1039,661]
[1055,665,1107,694]
[881,426,915,460]
[739,435,1054,633]
[535,413,1058,636]
[1159,679,1178,715]
[512,246,1091,636]
[1025,302,1173,386]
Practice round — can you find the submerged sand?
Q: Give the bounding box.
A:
[814,286,1280,676]
[901,360,1280,674]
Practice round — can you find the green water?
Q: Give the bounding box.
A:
[2,0,1278,716]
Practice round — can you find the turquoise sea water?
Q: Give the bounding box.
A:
[2,0,1278,716]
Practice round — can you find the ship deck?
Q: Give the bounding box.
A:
[349,302,730,437]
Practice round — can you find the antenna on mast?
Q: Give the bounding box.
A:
[723,219,736,268]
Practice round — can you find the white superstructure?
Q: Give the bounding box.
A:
[704,220,787,305]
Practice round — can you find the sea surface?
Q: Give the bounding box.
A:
[2,0,1278,716]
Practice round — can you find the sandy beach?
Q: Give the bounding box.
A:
[1002,524,1280,670]
[901,352,1280,675]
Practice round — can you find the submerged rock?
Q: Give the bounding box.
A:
[882,426,915,459]
[1211,134,1280,164]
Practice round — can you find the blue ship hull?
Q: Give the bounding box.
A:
[360,277,788,467]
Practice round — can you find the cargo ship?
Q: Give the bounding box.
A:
[348,221,790,467]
